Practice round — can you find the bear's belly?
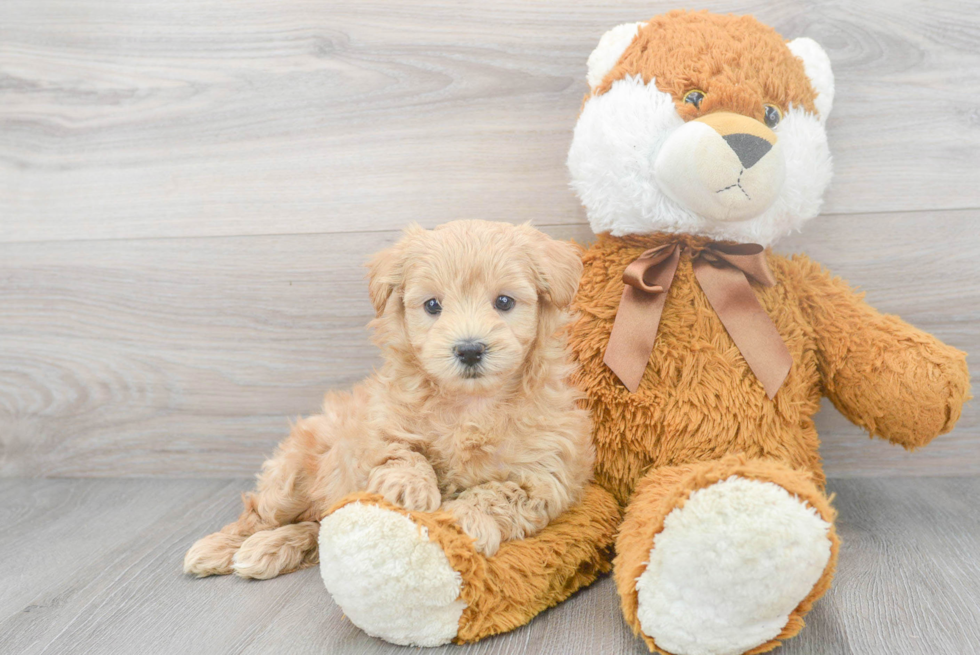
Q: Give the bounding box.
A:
[569,238,825,505]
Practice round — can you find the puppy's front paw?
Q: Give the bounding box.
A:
[443,500,502,557]
[367,466,441,513]
[183,531,246,577]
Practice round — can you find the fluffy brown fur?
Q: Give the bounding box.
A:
[571,233,970,506]
[568,232,968,653]
[184,220,594,579]
[592,10,818,121]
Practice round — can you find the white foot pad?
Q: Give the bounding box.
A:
[319,503,466,647]
[635,476,832,655]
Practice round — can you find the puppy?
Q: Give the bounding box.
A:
[184,220,594,580]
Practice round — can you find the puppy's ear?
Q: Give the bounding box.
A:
[367,224,425,317]
[523,226,584,309]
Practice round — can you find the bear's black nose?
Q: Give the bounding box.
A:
[723,133,772,169]
[453,341,486,367]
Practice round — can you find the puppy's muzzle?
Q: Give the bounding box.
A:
[453,340,487,369]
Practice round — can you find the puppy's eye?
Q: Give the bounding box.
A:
[423,298,442,315]
[683,89,705,109]
[494,295,515,312]
[764,104,782,128]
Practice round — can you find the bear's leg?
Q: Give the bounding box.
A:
[615,455,839,655]
[318,483,621,647]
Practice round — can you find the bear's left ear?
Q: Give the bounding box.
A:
[787,37,834,123]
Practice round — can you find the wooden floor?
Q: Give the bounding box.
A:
[1,476,978,655]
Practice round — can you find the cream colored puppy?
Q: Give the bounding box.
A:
[184,220,594,580]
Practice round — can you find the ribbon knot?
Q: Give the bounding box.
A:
[621,244,677,293]
[603,241,792,399]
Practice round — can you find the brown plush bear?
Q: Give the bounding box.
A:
[317,11,970,655]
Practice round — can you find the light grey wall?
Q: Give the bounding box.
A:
[1,0,976,477]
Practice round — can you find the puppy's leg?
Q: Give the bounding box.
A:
[442,474,568,556]
[366,444,441,513]
[232,522,320,579]
[184,417,323,577]
[185,389,376,578]
[182,531,249,578]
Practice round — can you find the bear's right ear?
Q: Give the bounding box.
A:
[787,37,835,123]
[367,224,426,317]
[586,22,645,92]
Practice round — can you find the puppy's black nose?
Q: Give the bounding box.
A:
[723,133,772,169]
[453,341,486,367]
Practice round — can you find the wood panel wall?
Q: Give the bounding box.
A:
[1,0,977,477]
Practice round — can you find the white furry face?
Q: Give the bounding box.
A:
[567,75,832,246]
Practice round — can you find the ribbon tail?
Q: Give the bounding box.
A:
[604,248,681,392]
[694,260,792,399]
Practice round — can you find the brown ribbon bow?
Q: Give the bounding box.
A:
[603,242,792,398]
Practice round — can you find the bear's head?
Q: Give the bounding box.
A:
[567,10,834,246]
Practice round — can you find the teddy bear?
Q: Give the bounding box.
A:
[316,10,971,655]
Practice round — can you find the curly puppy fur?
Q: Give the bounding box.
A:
[184,220,594,579]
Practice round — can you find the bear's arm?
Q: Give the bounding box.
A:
[783,254,970,450]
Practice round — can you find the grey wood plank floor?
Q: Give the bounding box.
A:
[1,477,977,655]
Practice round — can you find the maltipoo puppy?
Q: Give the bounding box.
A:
[184,220,594,580]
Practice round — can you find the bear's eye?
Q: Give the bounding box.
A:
[683,89,705,109]
[494,295,515,312]
[424,298,442,315]
[764,104,782,128]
